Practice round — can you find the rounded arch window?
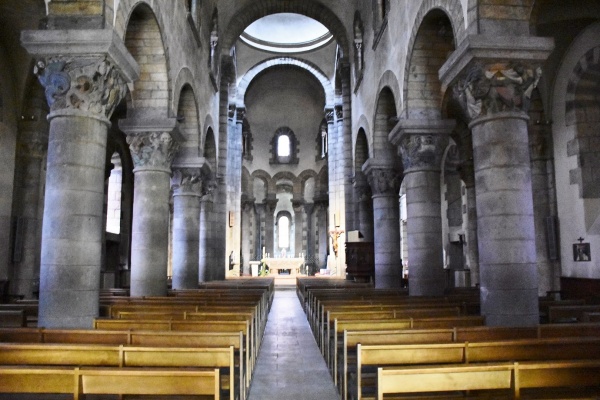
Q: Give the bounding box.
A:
[270,127,299,164]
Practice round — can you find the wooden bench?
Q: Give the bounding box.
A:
[548,304,600,323]
[0,366,221,399]
[0,327,248,398]
[354,337,600,400]
[377,360,600,399]
[0,310,26,328]
[94,318,253,390]
[0,343,235,399]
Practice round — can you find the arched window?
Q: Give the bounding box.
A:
[270,127,299,164]
[278,215,290,248]
[277,134,291,157]
[106,152,122,234]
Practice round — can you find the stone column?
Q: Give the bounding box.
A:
[263,195,278,256]
[315,200,329,271]
[460,161,480,286]
[304,203,314,271]
[353,172,374,241]
[170,168,203,289]
[12,121,47,299]
[241,198,255,275]
[120,121,180,297]
[363,160,402,289]
[390,120,453,296]
[21,29,138,328]
[439,34,554,326]
[292,198,304,257]
[199,180,216,282]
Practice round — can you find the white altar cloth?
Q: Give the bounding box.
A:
[263,257,304,275]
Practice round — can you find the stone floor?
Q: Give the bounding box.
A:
[247,287,340,400]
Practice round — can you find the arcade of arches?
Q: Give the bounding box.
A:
[0,0,600,328]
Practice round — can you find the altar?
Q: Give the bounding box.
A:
[263,257,304,275]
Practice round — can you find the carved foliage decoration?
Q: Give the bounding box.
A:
[399,134,447,171]
[171,168,203,196]
[455,63,542,120]
[127,132,179,169]
[34,57,127,118]
[366,167,401,196]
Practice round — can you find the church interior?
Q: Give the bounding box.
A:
[1,0,600,398]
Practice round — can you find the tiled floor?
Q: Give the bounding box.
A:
[247,287,340,400]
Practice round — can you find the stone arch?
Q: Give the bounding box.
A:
[403,6,458,119]
[203,126,217,171]
[251,169,276,195]
[172,67,196,116]
[241,166,252,197]
[372,86,399,163]
[123,2,171,115]
[565,45,600,126]
[273,171,298,194]
[175,83,200,159]
[201,114,215,155]
[315,166,329,198]
[237,57,334,108]
[355,128,370,175]
[297,169,318,199]
[220,1,350,57]
[375,70,402,121]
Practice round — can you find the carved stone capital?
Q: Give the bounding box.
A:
[389,119,453,172]
[127,131,179,170]
[399,133,448,172]
[33,56,127,120]
[364,163,401,197]
[454,62,542,120]
[171,168,203,196]
[17,140,48,159]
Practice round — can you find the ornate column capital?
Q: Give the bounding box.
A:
[438,34,554,122]
[304,203,314,216]
[363,159,401,197]
[325,108,335,124]
[389,119,453,173]
[120,117,183,171]
[21,29,139,122]
[171,168,203,197]
[127,131,179,171]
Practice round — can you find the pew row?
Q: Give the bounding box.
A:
[377,360,600,399]
[0,366,221,399]
[353,337,600,400]
[0,343,236,399]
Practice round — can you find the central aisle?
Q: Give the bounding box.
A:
[248,287,339,400]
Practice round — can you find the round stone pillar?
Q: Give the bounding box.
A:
[354,172,374,241]
[171,168,202,290]
[21,29,137,328]
[439,35,554,326]
[199,185,215,282]
[470,111,539,326]
[364,160,402,289]
[391,120,453,296]
[126,130,179,297]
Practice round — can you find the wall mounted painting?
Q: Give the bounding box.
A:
[573,243,591,262]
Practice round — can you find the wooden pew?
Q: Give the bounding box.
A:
[0,310,25,327]
[93,318,253,390]
[0,327,247,399]
[0,366,221,399]
[329,315,484,381]
[548,304,600,323]
[377,360,600,400]
[354,337,600,400]
[0,343,235,399]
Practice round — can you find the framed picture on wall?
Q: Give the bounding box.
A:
[573,243,591,262]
